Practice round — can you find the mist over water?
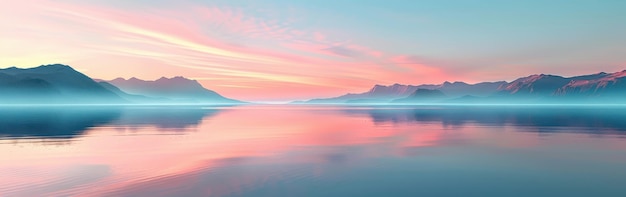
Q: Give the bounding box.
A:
[1,105,626,196]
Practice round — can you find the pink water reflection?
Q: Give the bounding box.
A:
[0,106,445,196]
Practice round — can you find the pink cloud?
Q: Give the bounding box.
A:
[313,32,326,42]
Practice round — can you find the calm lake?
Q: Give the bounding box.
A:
[1,105,626,196]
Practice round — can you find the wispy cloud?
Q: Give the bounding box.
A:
[0,0,476,101]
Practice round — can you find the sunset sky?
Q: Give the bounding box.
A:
[1,0,625,102]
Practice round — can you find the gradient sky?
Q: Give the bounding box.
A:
[1,0,625,101]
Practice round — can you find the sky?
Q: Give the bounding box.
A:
[1,0,625,102]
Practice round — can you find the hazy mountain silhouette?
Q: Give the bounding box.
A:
[298,81,506,104]
[555,70,626,97]
[98,81,166,103]
[392,89,447,103]
[0,64,243,104]
[299,70,626,104]
[438,81,506,98]
[298,83,456,104]
[106,77,242,104]
[490,71,626,103]
[495,74,570,97]
[0,64,126,103]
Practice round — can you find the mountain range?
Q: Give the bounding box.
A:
[298,70,626,104]
[0,64,242,104]
[0,64,126,104]
[2,64,626,104]
[296,81,504,104]
[101,77,240,103]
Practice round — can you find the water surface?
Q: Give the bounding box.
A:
[1,105,626,196]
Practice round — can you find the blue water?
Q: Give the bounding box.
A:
[1,105,625,196]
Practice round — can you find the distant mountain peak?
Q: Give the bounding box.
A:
[158,76,195,82]
[2,64,74,73]
[38,64,74,70]
[128,77,142,82]
[106,76,241,103]
[367,83,420,95]
[43,63,70,67]
[513,73,563,83]
[112,76,198,83]
[442,81,468,86]
[370,84,386,89]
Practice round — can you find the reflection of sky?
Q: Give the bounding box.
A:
[1,106,626,196]
[2,1,626,101]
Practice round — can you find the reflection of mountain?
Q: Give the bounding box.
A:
[0,107,224,138]
[0,107,121,138]
[112,107,223,129]
[345,107,626,134]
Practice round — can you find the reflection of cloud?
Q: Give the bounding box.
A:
[0,106,443,196]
